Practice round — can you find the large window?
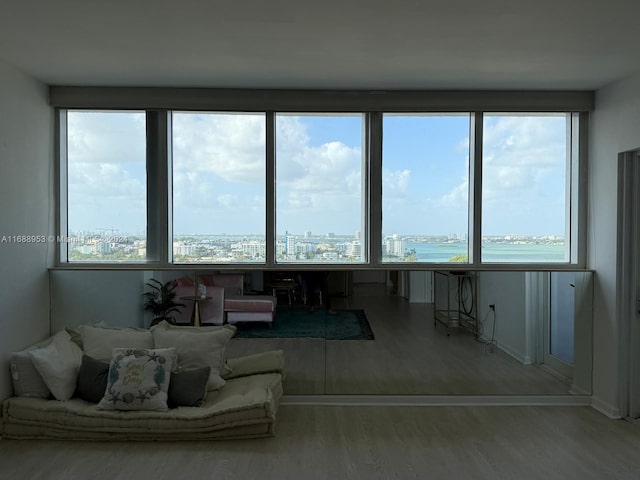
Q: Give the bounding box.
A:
[172,112,266,263]
[382,114,470,263]
[65,110,147,262]
[482,114,569,263]
[57,92,586,269]
[275,113,366,263]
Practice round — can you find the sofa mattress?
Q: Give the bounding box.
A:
[1,373,283,441]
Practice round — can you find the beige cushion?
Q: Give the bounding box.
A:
[10,337,56,399]
[151,321,236,390]
[78,325,153,362]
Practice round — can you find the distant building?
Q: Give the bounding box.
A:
[95,242,112,254]
[241,241,265,258]
[346,240,361,258]
[295,242,316,254]
[173,242,196,256]
[385,235,405,257]
[285,233,295,254]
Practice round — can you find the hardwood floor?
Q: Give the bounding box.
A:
[2,406,639,479]
[226,290,571,395]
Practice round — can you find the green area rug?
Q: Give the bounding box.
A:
[233,308,374,340]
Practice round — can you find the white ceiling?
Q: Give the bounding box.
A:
[1,0,639,90]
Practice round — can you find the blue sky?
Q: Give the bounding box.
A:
[66,111,567,238]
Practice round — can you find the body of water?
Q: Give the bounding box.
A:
[406,242,566,263]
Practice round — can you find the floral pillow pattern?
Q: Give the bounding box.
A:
[97,348,175,411]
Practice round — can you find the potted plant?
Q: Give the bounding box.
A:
[143,278,186,327]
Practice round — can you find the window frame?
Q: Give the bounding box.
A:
[53,88,590,271]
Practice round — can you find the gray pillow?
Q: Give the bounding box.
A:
[168,367,211,408]
[76,355,109,403]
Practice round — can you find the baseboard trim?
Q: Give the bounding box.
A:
[477,335,529,365]
[280,394,592,407]
[590,396,622,419]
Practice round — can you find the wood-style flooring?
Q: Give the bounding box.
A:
[2,406,640,479]
[226,290,571,395]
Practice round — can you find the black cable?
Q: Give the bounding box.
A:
[459,275,474,317]
[476,308,497,353]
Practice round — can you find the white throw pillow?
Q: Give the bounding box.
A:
[28,330,83,401]
[151,321,236,390]
[97,348,175,412]
[10,336,57,398]
[78,324,153,362]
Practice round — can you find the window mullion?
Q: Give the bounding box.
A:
[266,112,276,267]
[146,110,170,265]
[470,111,483,266]
[57,109,68,264]
[368,112,383,266]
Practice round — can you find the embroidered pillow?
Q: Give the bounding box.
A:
[97,348,175,411]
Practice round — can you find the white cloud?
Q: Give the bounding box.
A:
[481,115,567,234]
[437,179,469,208]
[172,113,265,184]
[67,111,147,232]
[276,118,362,205]
[482,115,566,200]
[68,111,145,165]
[68,162,145,232]
[383,169,411,199]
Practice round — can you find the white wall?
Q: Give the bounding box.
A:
[0,61,52,400]
[590,70,640,417]
[477,272,528,363]
[50,270,147,331]
[408,271,433,303]
[50,270,199,331]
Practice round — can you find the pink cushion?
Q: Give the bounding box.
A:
[224,295,276,313]
[201,274,244,296]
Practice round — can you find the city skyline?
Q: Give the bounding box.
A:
[67,229,566,264]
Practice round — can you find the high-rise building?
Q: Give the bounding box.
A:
[346,240,361,258]
[286,233,295,255]
[385,235,405,257]
[242,240,265,258]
